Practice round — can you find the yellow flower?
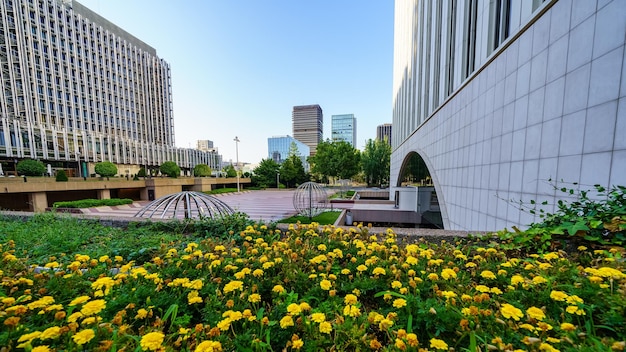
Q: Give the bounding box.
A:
[526,306,546,321]
[299,302,311,311]
[441,268,457,280]
[280,315,294,329]
[372,267,386,275]
[223,280,244,294]
[519,323,535,331]
[140,331,164,351]
[195,340,223,352]
[500,303,523,320]
[188,291,203,305]
[428,273,439,281]
[391,280,403,289]
[68,311,84,323]
[253,269,264,277]
[287,303,302,315]
[395,338,407,350]
[320,279,332,290]
[217,318,231,331]
[310,312,326,323]
[566,305,586,315]
[292,338,304,349]
[72,329,95,345]
[393,298,407,308]
[430,338,449,350]
[272,285,286,294]
[475,285,490,293]
[407,333,418,346]
[511,275,525,286]
[343,305,361,317]
[379,318,394,330]
[31,347,51,352]
[550,290,568,301]
[481,270,496,279]
[344,294,358,305]
[538,342,559,352]
[566,295,584,305]
[80,299,106,316]
[465,262,477,268]
[532,276,548,284]
[248,294,261,303]
[40,326,62,340]
[136,308,149,319]
[357,264,368,272]
[69,296,91,306]
[18,331,42,343]
[560,322,576,331]
[319,321,332,334]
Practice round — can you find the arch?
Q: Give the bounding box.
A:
[395,149,450,229]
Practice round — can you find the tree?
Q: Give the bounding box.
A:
[160,161,181,178]
[94,161,117,180]
[309,140,360,183]
[193,164,211,177]
[279,142,308,188]
[223,164,237,178]
[16,159,46,176]
[361,138,391,187]
[251,158,280,188]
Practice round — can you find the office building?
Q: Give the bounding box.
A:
[376,123,392,146]
[267,135,309,170]
[292,104,323,156]
[391,0,625,231]
[196,140,214,152]
[331,114,356,146]
[0,0,219,176]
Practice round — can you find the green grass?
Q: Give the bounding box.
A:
[278,211,341,225]
[52,198,133,208]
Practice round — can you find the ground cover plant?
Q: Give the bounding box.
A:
[279,210,341,225]
[52,198,133,209]
[0,187,624,351]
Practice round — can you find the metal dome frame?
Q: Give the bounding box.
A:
[293,182,328,219]
[134,191,235,220]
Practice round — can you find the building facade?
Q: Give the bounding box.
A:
[0,0,219,176]
[267,135,309,170]
[196,140,214,152]
[331,114,356,146]
[391,0,626,231]
[292,104,323,156]
[376,123,392,145]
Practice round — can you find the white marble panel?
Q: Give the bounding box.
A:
[506,41,520,77]
[527,87,545,126]
[549,0,572,43]
[522,159,539,194]
[557,154,582,185]
[583,101,617,153]
[491,135,502,163]
[516,61,531,98]
[559,110,586,156]
[498,161,511,191]
[537,157,558,197]
[580,152,612,188]
[621,48,626,98]
[610,150,626,186]
[563,63,591,115]
[506,192,522,224]
[540,117,561,159]
[509,161,524,192]
[593,1,626,58]
[570,0,596,28]
[518,29,533,65]
[502,102,515,134]
[504,72,518,105]
[512,129,526,161]
[524,123,542,160]
[588,47,623,107]
[546,35,569,83]
[532,13,550,56]
[616,98,626,149]
[530,49,548,91]
[543,77,565,121]
[567,15,595,72]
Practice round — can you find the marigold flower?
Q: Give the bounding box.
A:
[223,280,244,294]
[550,290,568,301]
[40,326,62,340]
[526,307,545,321]
[319,321,332,334]
[310,312,326,323]
[393,298,407,308]
[481,270,496,279]
[272,285,286,294]
[430,338,448,350]
[407,333,418,346]
[217,318,231,331]
[248,293,261,303]
[379,318,394,330]
[500,303,523,320]
[292,338,304,349]
[538,342,559,352]
[72,329,95,345]
[370,339,382,349]
[519,323,535,331]
[320,279,332,290]
[343,305,361,317]
[441,268,457,280]
[566,305,586,315]
[287,303,302,315]
[560,322,576,331]
[280,315,294,329]
[140,331,164,351]
[69,296,91,306]
[195,340,223,352]
[532,276,548,285]
[31,347,51,352]
[357,264,368,272]
[395,338,407,350]
[428,273,439,281]
[188,291,203,305]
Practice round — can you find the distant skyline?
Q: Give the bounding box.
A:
[78,0,394,164]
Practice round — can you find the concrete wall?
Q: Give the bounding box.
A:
[391,0,626,231]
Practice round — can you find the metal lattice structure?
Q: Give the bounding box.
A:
[293,182,328,218]
[134,191,235,220]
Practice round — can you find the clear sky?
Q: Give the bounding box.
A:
[78,0,394,164]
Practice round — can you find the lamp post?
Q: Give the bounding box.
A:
[75,151,82,179]
[234,136,240,192]
[277,171,280,189]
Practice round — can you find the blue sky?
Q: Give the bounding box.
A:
[78,1,394,164]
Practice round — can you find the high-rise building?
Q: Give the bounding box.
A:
[331,114,356,146]
[391,0,625,231]
[0,0,219,175]
[267,135,309,170]
[376,123,392,146]
[196,140,214,152]
[292,104,323,156]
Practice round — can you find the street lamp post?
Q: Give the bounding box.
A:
[234,136,240,192]
[277,171,280,189]
[75,151,82,179]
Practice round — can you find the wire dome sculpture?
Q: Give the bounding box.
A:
[293,182,328,218]
[134,191,235,220]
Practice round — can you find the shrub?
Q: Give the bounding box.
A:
[94,161,118,179]
[137,167,147,177]
[160,161,181,178]
[194,164,211,177]
[16,159,45,176]
[55,169,68,182]
[52,198,133,209]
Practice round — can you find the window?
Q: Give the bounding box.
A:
[462,0,478,78]
[488,0,511,53]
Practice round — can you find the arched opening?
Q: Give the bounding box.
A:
[395,152,445,229]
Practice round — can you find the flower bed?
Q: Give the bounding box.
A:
[1,222,625,351]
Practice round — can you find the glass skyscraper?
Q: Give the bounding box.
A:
[267,135,309,170]
[331,114,357,146]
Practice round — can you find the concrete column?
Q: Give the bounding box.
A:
[29,192,48,212]
[97,189,111,200]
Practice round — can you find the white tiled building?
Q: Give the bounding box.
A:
[391,0,626,231]
[0,0,221,176]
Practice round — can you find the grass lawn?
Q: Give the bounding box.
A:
[278,210,341,225]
